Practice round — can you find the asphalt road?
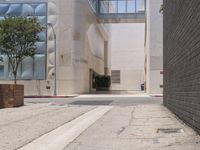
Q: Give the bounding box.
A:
[2,95,200,150]
[25,94,163,106]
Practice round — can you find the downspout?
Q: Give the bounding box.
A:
[144,0,147,92]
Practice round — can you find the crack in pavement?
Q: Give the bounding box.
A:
[117,126,126,135]
[116,106,135,135]
[129,106,135,126]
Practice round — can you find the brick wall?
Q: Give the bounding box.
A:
[163,0,200,133]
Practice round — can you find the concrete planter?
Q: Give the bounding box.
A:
[0,84,24,108]
[96,87,110,91]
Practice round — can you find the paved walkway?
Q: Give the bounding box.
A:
[25,94,162,106]
[66,104,200,150]
[0,98,199,150]
[0,103,94,150]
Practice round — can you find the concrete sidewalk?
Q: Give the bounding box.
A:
[0,103,95,150]
[0,102,199,150]
[66,104,200,150]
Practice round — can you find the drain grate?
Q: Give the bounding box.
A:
[157,128,184,134]
[70,100,113,106]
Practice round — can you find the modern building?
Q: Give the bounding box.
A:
[163,0,200,134]
[146,0,163,95]
[0,0,163,96]
[110,0,163,94]
[110,23,145,92]
[0,0,110,96]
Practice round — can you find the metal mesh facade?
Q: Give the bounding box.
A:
[0,1,47,80]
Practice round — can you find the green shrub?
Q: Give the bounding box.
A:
[95,75,111,88]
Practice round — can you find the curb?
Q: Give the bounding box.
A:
[24,96,77,98]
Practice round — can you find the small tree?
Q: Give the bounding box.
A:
[0,16,42,84]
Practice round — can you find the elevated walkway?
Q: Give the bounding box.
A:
[89,0,146,23]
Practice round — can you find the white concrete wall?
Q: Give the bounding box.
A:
[0,0,108,96]
[49,0,108,95]
[146,0,163,95]
[111,23,145,91]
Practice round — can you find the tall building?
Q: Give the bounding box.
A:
[146,0,163,95]
[0,0,162,96]
[110,0,163,94]
[0,0,110,96]
[110,23,145,91]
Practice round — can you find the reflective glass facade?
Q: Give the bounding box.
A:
[0,2,47,80]
[89,0,145,14]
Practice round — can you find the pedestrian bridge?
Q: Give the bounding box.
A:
[89,0,146,23]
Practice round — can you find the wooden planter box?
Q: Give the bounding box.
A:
[0,84,24,108]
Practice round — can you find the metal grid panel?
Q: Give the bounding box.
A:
[111,70,120,83]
